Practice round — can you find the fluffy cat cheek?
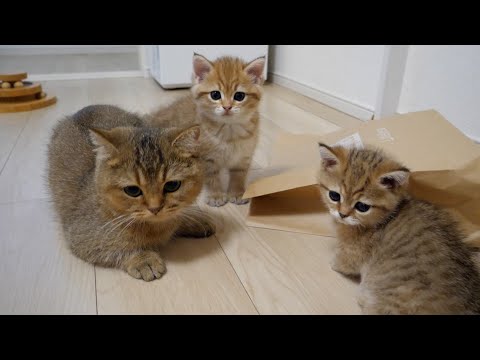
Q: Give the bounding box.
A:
[329,209,340,220]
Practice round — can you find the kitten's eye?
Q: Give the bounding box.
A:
[210,91,221,101]
[164,181,181,193]
[233,92,246,101]
[124,186,142,197]
[329,191,340,202]
[355,202,371,212]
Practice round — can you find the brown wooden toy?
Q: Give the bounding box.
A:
[0,72,57,113]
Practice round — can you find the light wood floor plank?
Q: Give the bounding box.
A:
[0,80,89,203]
[0,77,362,314]
[0,200,96,314]
[95,234,257,314]
[0,113,29,175]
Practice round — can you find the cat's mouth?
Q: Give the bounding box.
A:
[337,217,361,226]
[330,210,361,226]
[138,207,181,221]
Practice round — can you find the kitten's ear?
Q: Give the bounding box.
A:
[378,168,410,189]
[318,143,340,171]
[244,56,266,85]
[89,127,130,161]
[171,125,201,157]
[193,53,213,83]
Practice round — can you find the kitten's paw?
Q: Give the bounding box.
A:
[206,194,228,207]
[179,219,216,238]
[228,194,250,205]
[125,251,166,282]
[330,257,361,279]
[196,218,216,237]
[330,257,349,274]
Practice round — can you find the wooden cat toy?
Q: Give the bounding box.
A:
[0,72,57,113]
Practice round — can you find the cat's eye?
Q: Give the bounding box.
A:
[234,92,246,101]
[210,91,221,100]
[164,181,181,193]
[124,186,142,197]
[329,191,340,202]
[355,202,371,212]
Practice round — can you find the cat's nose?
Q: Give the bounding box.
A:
[223,106,232,111]
[339,212,347,218]
[148,207,161,215]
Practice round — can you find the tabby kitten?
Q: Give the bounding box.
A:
[47,105,215,281]
[148,53,265,207]
[317,143,480,314]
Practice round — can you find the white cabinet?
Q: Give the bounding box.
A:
[148,45,268,89]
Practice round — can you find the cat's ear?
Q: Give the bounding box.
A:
[89,127,130,161]
[171,125,201,157]
[193,53,213,83]
[244,56,266,84]
[378,168,410,189]
[318,143,340,171]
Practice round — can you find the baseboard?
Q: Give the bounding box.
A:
[468,134,480,144]
[27,71,144,81]
[0,45,138,56]
[268,72,374,121]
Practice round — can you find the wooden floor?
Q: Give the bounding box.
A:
[0,77,363,314]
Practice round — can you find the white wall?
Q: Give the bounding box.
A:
[398,45,480,142]
[269,45,386,119]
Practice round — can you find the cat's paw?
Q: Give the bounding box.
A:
[228,194,250,205]
[206,194,228,207]
[191,220,216,237]
[124,251,166,282]
[179,219,216,238]
[330,257,349,274]
[330,257,361,279]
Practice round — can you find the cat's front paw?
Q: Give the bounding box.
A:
[228,194,250,205]
[330,259,345,274]
[330,256,361,278]
[179,219,216,238]
[124,251,166,282]
[206,194,228,207]
[330,257,351,275]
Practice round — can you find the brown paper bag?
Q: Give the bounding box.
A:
[244,110,480,240]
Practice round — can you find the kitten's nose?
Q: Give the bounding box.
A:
[339,212,347,219]
[149,207,161,215]
[223,106,232,111]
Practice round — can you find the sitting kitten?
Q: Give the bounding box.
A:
[148,53,265,207]
[317,143,480,314]
[47,105,215,281]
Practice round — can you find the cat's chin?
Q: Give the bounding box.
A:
[212,113,250,125]
[335,217,362,226]
[133,212,176,223]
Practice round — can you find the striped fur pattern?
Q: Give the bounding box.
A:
[317,143,480,314]
[47,105,215,282]
[147,54,265,207]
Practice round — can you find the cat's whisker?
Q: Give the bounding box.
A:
[117,217,137,239]
[104,215,134,237]
[100,214,129,230]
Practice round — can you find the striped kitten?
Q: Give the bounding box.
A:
[48,105,214,282]
[317,143,480,314]
[148,53,265,207]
